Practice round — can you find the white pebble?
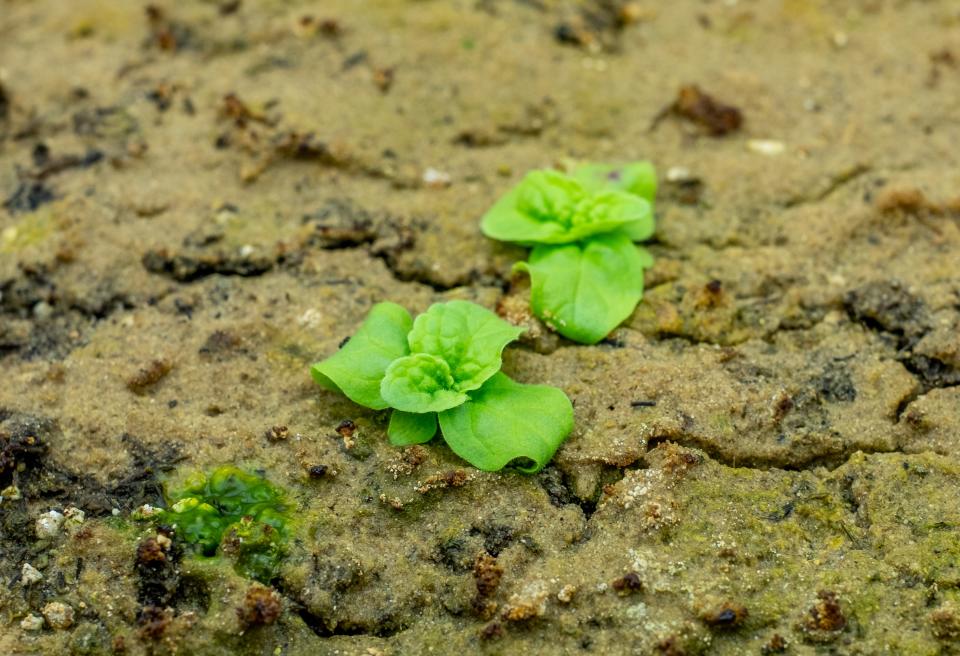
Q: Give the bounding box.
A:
[747,139,786,156]
[557,584,577,603]
[133,504,161,519]
[35,510,65,539]
[20,614,44,632]
[422,167,452,188]
[32,301,53,320]
[21,563,43,586]
[666,166,693,182]
[42,601,74,630]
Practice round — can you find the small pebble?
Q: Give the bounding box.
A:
[35,510,65,539]
[747,139,785,156]
[21,563,43,586]
[422,167,452,188]
[20,614,44,632]
[133,503,161,519]
[666,166,693,182]
[32,301,53,320]
[1,484,21,502]
[42,601,74,630]
[557,584,577,603]
[64,506,86,529]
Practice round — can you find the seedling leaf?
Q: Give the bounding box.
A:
[481,170,651,245]
[573,161,657,202]
[438,373,574,473]
[388,410,438,445]
[310,302,412,409]
[380,353,468,413]
[407,300,524,392]
[515,232,646,344]
[573,161,657,241]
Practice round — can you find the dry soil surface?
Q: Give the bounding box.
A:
[2,1,960,654]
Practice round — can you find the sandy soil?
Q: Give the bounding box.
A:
[2,0,959,654]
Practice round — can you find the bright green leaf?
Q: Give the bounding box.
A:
[573,162,657,242]
[515,232,646,344]
[480,170,583,245]
[380,353,468,413]
[480,169,651,245]
[310,302,412,409]
[438,373,573,473]
[636,245,655,269]
[573,161,657,202]
[388,410,438,446]
[407,300,524,392]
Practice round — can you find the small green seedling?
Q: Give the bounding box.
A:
[156,466,291,582]
[311,300,573,472]
[481,162,657,344]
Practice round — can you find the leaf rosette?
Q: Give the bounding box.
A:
[481,161,658,344]
[310,300,573,472]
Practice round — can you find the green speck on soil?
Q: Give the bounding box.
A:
[0,209,54,252]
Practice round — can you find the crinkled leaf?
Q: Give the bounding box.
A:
[438,373,573,473]
[481,170,581,244]
[573,164,656,241]
[388,411,438,446]
[310,302,412,409]
[573,162,657,241]
[481,170,651,245]
[407,300,523,392]
[380,353,468,413]
[573,161,657,202]
[515,232,646,344]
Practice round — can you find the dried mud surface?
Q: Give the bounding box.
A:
[1,1,959,654]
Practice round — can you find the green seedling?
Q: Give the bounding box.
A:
[157,466,291,582]
[481,162,657,344]
[311,300,573,472]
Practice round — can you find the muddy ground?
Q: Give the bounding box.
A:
[1,0,960,654]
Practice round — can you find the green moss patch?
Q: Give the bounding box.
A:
[159,466,292,583]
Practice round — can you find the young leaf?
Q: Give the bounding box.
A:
[388,410,438,446]
[407,300,524,392]
[310,302,412,409]
[573,161,657,202]
[380,353,468,413]
[636,245,655,269]
[515,232,646,344]
[573,162,657,242]
[480,170,582,245]
[438,373,573,473]
[480,170,651,245]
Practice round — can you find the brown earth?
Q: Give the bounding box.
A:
[1,1,959,654]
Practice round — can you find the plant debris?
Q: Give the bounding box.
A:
[654,84,744,136]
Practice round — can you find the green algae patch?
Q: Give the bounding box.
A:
[160,466,292,583]
[0,208,55,253]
